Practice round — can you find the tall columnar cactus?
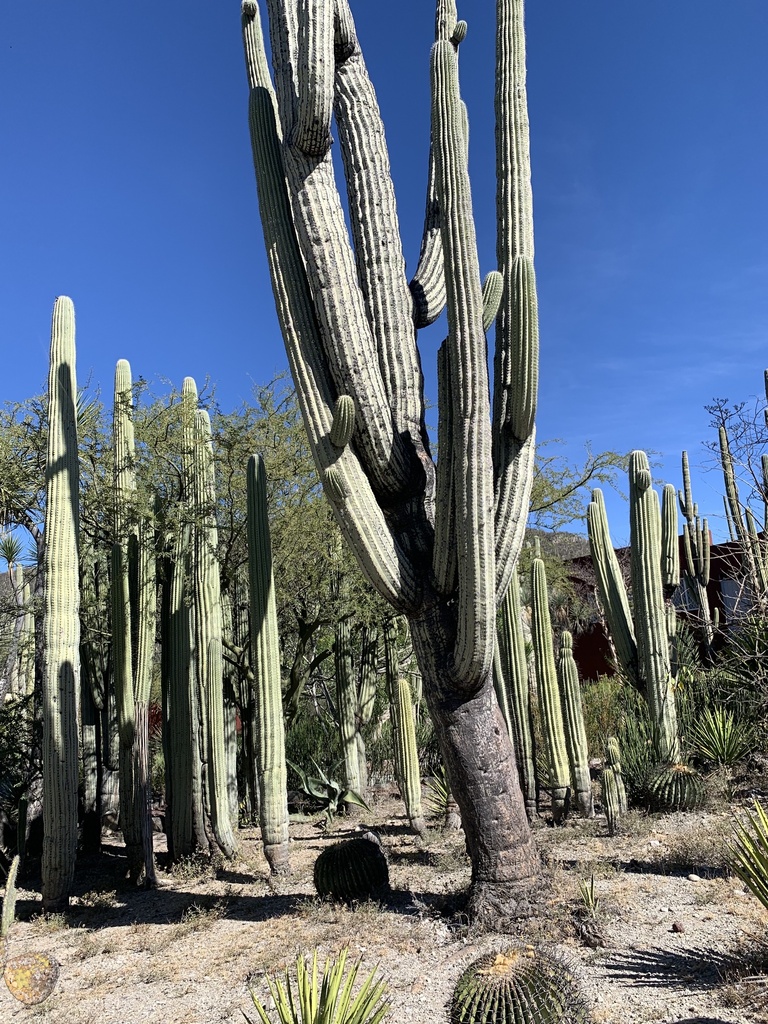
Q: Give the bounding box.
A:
[355,625,378,794]
[247,453,290,874]
[530,551,571,824]
[395,677,427,835]
[497,571,537,820]
[587,453,681,763]
[193,408,237,858]
[334,615,363,800]
[557,632,593,818]
[678,451,714,651]
[241,0,540,912]
[629,451,680,762]
[41,296,80,912]
[604,736,628,813]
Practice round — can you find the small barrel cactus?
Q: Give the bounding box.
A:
[313,835,389,902]
[451,945,589,1024]
[648,762,705,813]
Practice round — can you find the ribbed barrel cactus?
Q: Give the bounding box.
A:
[241,0,541,917]
[313,835,390,903]
[41,296,80,912]
[451,946,589,1024]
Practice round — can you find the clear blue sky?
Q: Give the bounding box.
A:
[2,2,767,544]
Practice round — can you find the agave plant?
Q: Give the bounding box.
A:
[689,706,754,767]
[288,759,370,827]
[248,946,390,1024]
[728,800,768,914]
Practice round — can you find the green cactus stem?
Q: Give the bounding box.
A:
[602,767,622,837]
[530,552,571,824]
[605,736,628,814]
[41,296,80,913]
[557,632,593,818]
[395,677,427,835]
[247,454,290,874]
[335,615,363,802]
[678,451,714,653]
[497,572,537,820]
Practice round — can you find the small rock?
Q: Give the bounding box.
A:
[649,840,661,847]
[671,920,685,933]
[687,873,701,881]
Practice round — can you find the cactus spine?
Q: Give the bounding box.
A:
[41,296,80,912]
[557,632,593,818]
[530,551,570,823]
[246,454,290,874]
[241,0,541,906]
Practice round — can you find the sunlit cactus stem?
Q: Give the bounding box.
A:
[41,296,80,912]
[396,677,427,836]
[557,632,593,818]
[247,454,290,874]
[334,615,363,802]
[530,550,570,823]
[678,451,714,653]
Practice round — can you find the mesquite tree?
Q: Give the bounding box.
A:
[241,0,540,916]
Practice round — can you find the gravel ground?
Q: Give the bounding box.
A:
[1,795,766,1024]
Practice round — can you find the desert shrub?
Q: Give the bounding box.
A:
[284,711,341,791]
[581,674,627,755]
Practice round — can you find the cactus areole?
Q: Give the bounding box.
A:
[241,0,540,918]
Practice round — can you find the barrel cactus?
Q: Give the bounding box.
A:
[313,835,390,903]
[647,762,705,813]
[450,946,589,1024]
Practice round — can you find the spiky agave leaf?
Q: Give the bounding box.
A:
[728,800,768,914]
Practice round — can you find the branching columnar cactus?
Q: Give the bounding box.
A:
[530,551,571,824]
[193,408,237,859]
[587,452,681,762]
[41,296,80,912]
[247,453,290,874]
[718,423,764,603]
[557,632,593,818]
[241,0,540,911]
[497,571,537,820]
[678,451,714,652]
[450,946,589,1024]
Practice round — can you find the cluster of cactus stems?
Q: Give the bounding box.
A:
[241,0,542,893]
[247,453,290,873]
[587,452,681,763]
[41,297,81,912]
[678,451,715,651]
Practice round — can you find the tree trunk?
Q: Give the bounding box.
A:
[410,603,539,926]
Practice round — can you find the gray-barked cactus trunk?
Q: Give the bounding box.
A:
[241,0,540,917]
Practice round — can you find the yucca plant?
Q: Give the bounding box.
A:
[248,946,390,1024]
[729,800,768,914]
[689,706,754,767]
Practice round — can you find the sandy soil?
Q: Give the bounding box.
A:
[1,791,767,1024]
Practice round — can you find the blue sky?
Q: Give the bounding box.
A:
[2,1,767,545]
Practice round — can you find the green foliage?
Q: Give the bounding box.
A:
[423,767,451,821]
[577,874,600,918]
[0,694,34,820]
[689,707,754,767]
[248,946,390,1024]
[450,946,589,1024]
[528,441,629,534]
[728,800,768,914]
[1,854,19,939]
[288,759,369,827]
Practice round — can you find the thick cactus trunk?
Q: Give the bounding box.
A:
[242,0,541,917]
[41,296,80,912]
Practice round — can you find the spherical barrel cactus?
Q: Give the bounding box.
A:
[450,946,589,1024]
[648,762,705,813]
[313,835,390,903]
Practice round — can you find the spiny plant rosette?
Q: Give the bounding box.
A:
[2,857,59,1005]
[647,762,705,813]
[450,945,590,1024]
[313,835,390,903]
[241,0,542,914]
[248,946,390,1024]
